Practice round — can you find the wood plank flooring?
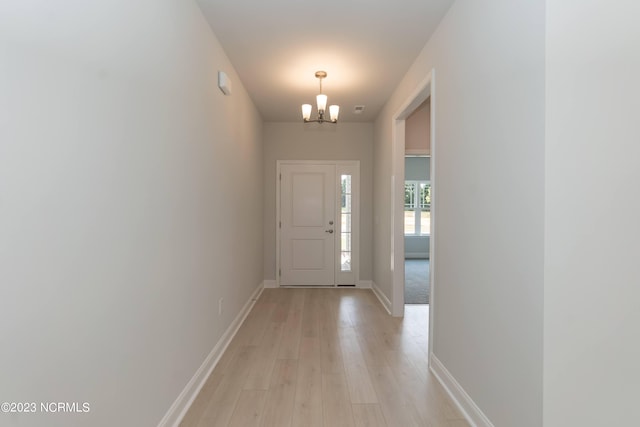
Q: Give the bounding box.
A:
[180,288,469,427]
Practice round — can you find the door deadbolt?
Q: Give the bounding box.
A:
[329,221,334,225]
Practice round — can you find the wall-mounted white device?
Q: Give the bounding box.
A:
[218,71,232,96]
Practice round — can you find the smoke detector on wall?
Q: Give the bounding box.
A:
[353,105,365,114]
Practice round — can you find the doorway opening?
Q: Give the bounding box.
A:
[403,98,432,305]
[404,157,431,304]
[391,70,435,362]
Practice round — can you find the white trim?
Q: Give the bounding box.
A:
[427,70,436,364]
[390,117,406,317]
[263,280,277,289]
[356,280,372,289]
[158,283,264,427]
[371,281,391,314]
[275,163,282,287]
[405,252,429,259]
[430,354,494,427]
[335,163,360,286]
[405,148,430,156]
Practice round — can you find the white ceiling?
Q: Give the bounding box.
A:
[197,0,454,123]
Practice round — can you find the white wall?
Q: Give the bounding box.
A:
[544,1,640,425]
[263,122,373,282]
[373,0,544,425]
[405,156,431,181]
[405,236,429,259]
[0,1,263,426]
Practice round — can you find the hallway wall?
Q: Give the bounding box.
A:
[544,1,640,425]
[0,1,263,426]
[373,0,544,425]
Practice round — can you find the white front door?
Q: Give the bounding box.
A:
[280,164,336,286]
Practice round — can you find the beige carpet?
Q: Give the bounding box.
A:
[405,259,429,304]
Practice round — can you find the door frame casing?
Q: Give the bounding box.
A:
[391,69,436,363]
[276,160,360,287]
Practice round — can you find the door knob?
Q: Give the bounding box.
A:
[325,229,334,234]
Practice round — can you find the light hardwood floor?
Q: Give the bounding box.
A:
[180,288,469,427]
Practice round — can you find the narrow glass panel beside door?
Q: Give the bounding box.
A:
[340,175,352,272]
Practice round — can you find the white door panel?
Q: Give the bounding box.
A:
[291,173,325,227]
[280,165,335,286]
[292,239,326,269]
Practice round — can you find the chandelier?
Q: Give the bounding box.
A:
[301,71,339,123]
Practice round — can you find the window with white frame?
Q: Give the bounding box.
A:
[404,181,431,236]
[340,174,352,272]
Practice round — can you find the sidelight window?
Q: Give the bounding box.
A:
[340,174,352,272]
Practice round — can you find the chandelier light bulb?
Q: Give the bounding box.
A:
[302,104,312,121]
[329,105,340,122]
[316,94,327,113]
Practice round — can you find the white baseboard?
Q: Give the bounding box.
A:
[158,283,264,427]
[405,148,430,156]
[430,354,494,427]
[371,281,391,314]
[405,252,430,259]
[357,280,372,289]
[263,279,277,288]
